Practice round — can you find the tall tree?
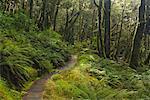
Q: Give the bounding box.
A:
[104,0,111,58]
[114,3,125,60]
[53,0,61,31]
[130,0,146,69]
[29,0,33,18]
[62,1,80,43]
[38,0,49,30]
[144,0,150,65]
[94,0,104,57]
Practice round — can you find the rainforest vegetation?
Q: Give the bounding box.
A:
[0,0,150,100]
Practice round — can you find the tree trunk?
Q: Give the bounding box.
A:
[22,0,25,9]
[64,8,69,41]
[144,0,150,64]
[115,7,125,60]
[98,0,104,57]
[130,0,146,69]
[104,0,111,58]
[94,0,104,57]
[38,0,49,30]
[144,53,150,65]
[29,0,33,19]
[145,0,150,35]
[53,0,60,31]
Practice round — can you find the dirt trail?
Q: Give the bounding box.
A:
[22,55,77,100]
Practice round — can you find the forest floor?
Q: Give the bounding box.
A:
[43,53,150,100]
[22,55,77,100]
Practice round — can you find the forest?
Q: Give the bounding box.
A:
[0,0,150,100]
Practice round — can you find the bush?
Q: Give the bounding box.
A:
[0,39,34,89]
[0,12,71,91]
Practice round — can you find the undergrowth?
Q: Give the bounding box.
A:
[0,78,21,100]
[44,50,150,100]
[0,11,70,99]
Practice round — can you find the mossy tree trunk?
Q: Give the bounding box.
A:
[104,0,111,58]
[94,0,104,57]
[130,0,146,69]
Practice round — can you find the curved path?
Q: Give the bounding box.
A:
[23,55,77,100]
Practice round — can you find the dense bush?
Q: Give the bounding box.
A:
[0,11,70,93]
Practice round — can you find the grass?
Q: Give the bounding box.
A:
[43,51,150,100]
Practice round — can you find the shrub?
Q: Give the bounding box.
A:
[0,12,71,90]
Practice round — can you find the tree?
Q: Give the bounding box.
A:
[53,0,61,31]
[94,0,104,57]
[130,0,146,69]
[5,0,19,13]
[38,0,49,30]
[104,0,111,58]
[144,0,150,65]
[144,53,150,64]
[29,0,33,18]
[62,1,80,44]
[114,2,125,61]
[0,0,5,11]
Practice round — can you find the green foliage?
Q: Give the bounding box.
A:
[44,52,150,100]
[55,80,89,99]
[0,78,21,100]
[44,68,97,100]
[0,38,34,89]
[27,30,70,68]
[0,11,70,95]
[0,12,35,31]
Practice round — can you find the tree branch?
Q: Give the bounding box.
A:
[69,11,80,23]
[93,0,99,7]
[67,12,80,30]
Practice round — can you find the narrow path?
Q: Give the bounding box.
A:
[22,55,77,100]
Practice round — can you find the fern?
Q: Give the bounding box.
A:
[0,11,70,92]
